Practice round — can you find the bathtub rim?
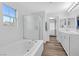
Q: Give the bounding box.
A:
[24,40,43,56]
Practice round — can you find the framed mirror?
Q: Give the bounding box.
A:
[77,16,79,29]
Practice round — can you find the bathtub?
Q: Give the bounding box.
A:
[0,40,43,56]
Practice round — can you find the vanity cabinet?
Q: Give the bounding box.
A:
[58,31,79,56]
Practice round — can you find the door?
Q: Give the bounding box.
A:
[49,19,56,36]
[23,15,40,40]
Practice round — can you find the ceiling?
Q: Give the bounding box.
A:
[6,2,73,13]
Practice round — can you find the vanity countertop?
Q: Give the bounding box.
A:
[59,28,79,35]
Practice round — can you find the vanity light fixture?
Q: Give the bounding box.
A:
[67,2,79,12]
[49,17,54,20]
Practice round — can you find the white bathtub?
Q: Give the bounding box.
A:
[0,40,43,56]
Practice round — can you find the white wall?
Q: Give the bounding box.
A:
[0,3,23,48]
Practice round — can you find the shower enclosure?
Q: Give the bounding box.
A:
[23,15,41,40]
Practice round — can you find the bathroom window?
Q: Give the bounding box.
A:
[2,4,16,24]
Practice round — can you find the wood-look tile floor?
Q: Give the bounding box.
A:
[42,36,67,56]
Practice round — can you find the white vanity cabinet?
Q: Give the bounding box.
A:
[70,34,79,56]
[58,30,79,56]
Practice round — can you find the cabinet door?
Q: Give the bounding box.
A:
[58,32,70,55]
[57,31,63,43]
[59,32,63,43]
[58,32,66,46]
[64,33,70,55]
[61,33,64,46]
[61,32,66,46]
[70,34,79,56]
